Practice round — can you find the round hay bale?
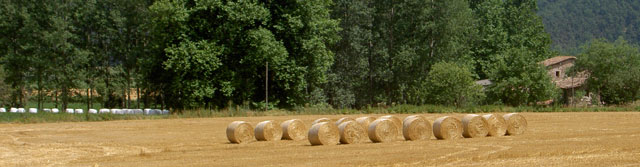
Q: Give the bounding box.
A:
[75,109,84,114]
[338,121,367,144]
[144,109,151,115]
[51,108,59,113]
[99,109,110,114]
[89,109,98,114]
[482,114,507,136]
[0,108,6,113]
[355,116,376,129]
[9,108,17,113]
[255,120,283,141]
[403,115,428,123]
[65,109,75,114]
[43,108,51,113]
[378,115,402,137]
[461,114,489,138]
[402,116,432,141]
[28,108,37,114]
[368,119,399,143]
[503,113,528,135]
[433,116,463,140]
[18,108,25,113]
[335,117,356,126]
[308,122,340,145]
[312,118,331,125]
[281,119,307,140]
[226,121,255,144]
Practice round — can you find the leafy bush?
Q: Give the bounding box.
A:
[485,47,558,106]
[420,62,484,107]
[572,38,640,105]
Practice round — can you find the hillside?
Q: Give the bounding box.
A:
[538,0,640,54]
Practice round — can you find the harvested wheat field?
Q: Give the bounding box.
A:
[1,112,640,166]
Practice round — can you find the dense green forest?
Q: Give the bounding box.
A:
[0,0,637,111]
[538,0,640,54]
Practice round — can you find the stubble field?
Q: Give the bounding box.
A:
[1,112,640,166]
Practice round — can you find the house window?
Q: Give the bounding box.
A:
[555,71,560,77]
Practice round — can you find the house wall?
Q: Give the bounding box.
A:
[547,59,575,81]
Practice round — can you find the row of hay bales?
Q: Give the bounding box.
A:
[0,108,169,115]
[227,113,527,145]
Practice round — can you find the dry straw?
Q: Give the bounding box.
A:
[433,116,463,140]
[308,122,340,145]
[355,116,376,129]
[378,115,402,137]
[281,119,307,140]
[503,113,528,135]
[226,121,255,144]
[403,115,427,123]
[335,117,356,126]
[368,119,399,143]
[461,114,489,138]
[402,116,432,141]
[312,118,331,125]
[482,114,507,136]
[255,120,283,141]
[338,121,367,144]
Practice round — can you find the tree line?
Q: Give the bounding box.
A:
[1,0,635,111]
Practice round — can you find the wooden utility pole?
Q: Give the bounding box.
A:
[265,61,269,112]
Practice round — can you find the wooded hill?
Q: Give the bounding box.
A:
[538,0,640,54]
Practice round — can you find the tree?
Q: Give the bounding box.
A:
[485,47,558,106]
[0,1,40,108]
[147,0,340,109]
[571,38,640,104]
[326,0,373,108]
[470,0,552,78]
[420,62,484,107]
[42,0,90,110]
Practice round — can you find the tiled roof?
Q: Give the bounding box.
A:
[542,56,576,66]
[555,71,589,89]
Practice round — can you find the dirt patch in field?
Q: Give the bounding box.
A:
[1,112,640,166]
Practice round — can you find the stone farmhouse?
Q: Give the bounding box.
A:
[476,56,592,105]
[541,56,591,105]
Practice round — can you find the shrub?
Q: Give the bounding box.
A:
[420,62,484,107]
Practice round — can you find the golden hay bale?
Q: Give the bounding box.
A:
[378,115,402,137]
[482,114,507,136]
[403,115,427,123]
[226,121,255,144]
[338,121,367,144]
[308,122,340,145]
[312,118,331,125]
[255,120,283,141]
[402,116,432,141]
[461,114,489,138]
[355,116,376,129]
[503,113,528,135]
[335,117,356,126]
[433,116,463,140]
[368,119,399,143]
[281,119,307,140]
